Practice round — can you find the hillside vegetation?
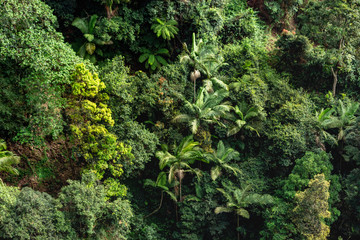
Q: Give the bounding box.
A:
[1,0,360,239]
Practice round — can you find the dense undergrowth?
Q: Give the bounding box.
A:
[1,0,360,239]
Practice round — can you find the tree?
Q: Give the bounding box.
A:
[156,135,206,202]
[316,98,359,164]
[66,63,133,198]
[173,87,232,135]
[59,173,133,239]
[204,141,241,181]
[181,33,228,99]
[96,0,131,19]
[292,173,331,240]
[298,0,360,96]
[0,0,83,143]
[215,184,273,240]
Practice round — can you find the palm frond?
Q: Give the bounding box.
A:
[211,166,222,181]
[235,208,250,219]
[215,206,233,214]
[72,18,89,34]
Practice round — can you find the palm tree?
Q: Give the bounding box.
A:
[0,139,20,184]
[156,135,206,202]
[173,87,232,135]
[180,33,228,99]
[143,172,177,218]
[316,99,359,168]
[215,184,273,240]
[317,99,359,146]
[204,141,241,181]
[227,101,262,137]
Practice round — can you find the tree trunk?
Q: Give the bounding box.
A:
[179,176,182,202]
[237,214,240,240]
[194,78,196,103]
[175,202,179,222]
[331,67,338,97]
[144,191,164,219]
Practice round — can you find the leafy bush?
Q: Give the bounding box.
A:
[0,174,133,239]
[221,1,264,44]
[0,186,74,239]
[66,63,133,197]
[262,151,340,239]
[0,0,83,143]
[59,173,133,239]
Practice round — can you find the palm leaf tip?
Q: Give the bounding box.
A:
[214,206,232,214]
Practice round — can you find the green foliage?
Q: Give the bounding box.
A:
[44,0,77,26]
[156,135,206,201]
[175,173,229,240]
[317,98,359,147]
[93,5,143,53]
[0,0,82,143]
[204,141,241,181]
[262,151,340,239]
[221,38,267,78]
[99,56,159,176]
[66,63,133,197]
[173,87,231,135]
[0,186,74,239]
[144,171,177,202]
[0,184,19,228]
[151,18,179,40]
[59,173,133,239]
[342,169,360,236]
[261,70,316,166]
[72,15,113,63]
[292,173,331,240]
[265,0,307,29]
[139,48,169,71]
[215,184,273,218]
[0,139,20,176]
[298,0,360,50]
[283,152,335,199]
[222,1,264,44]
[181,33,228,92]
[226,102,262,137]
[188,1,225,42]
[298,0,360,94]
[0,174,133,239]
[216,182,273,240]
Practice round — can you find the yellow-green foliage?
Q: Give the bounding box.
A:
[293,173,331,240]
[67,63,133,197]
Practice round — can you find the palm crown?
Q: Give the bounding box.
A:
[173,87,232,135]
[156,135,206,201]
[204,140,241,181]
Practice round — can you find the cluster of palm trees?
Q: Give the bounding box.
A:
[175,34,262,149]
[149,135,272,240]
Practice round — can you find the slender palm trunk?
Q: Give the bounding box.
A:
[194,79,196,102]
[237,214,240,240]
[144,191,164,219]
[179,177,182,202]
[331,67,338,97]
[175,202,179,222]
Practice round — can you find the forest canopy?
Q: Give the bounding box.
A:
[1,0,360,239]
